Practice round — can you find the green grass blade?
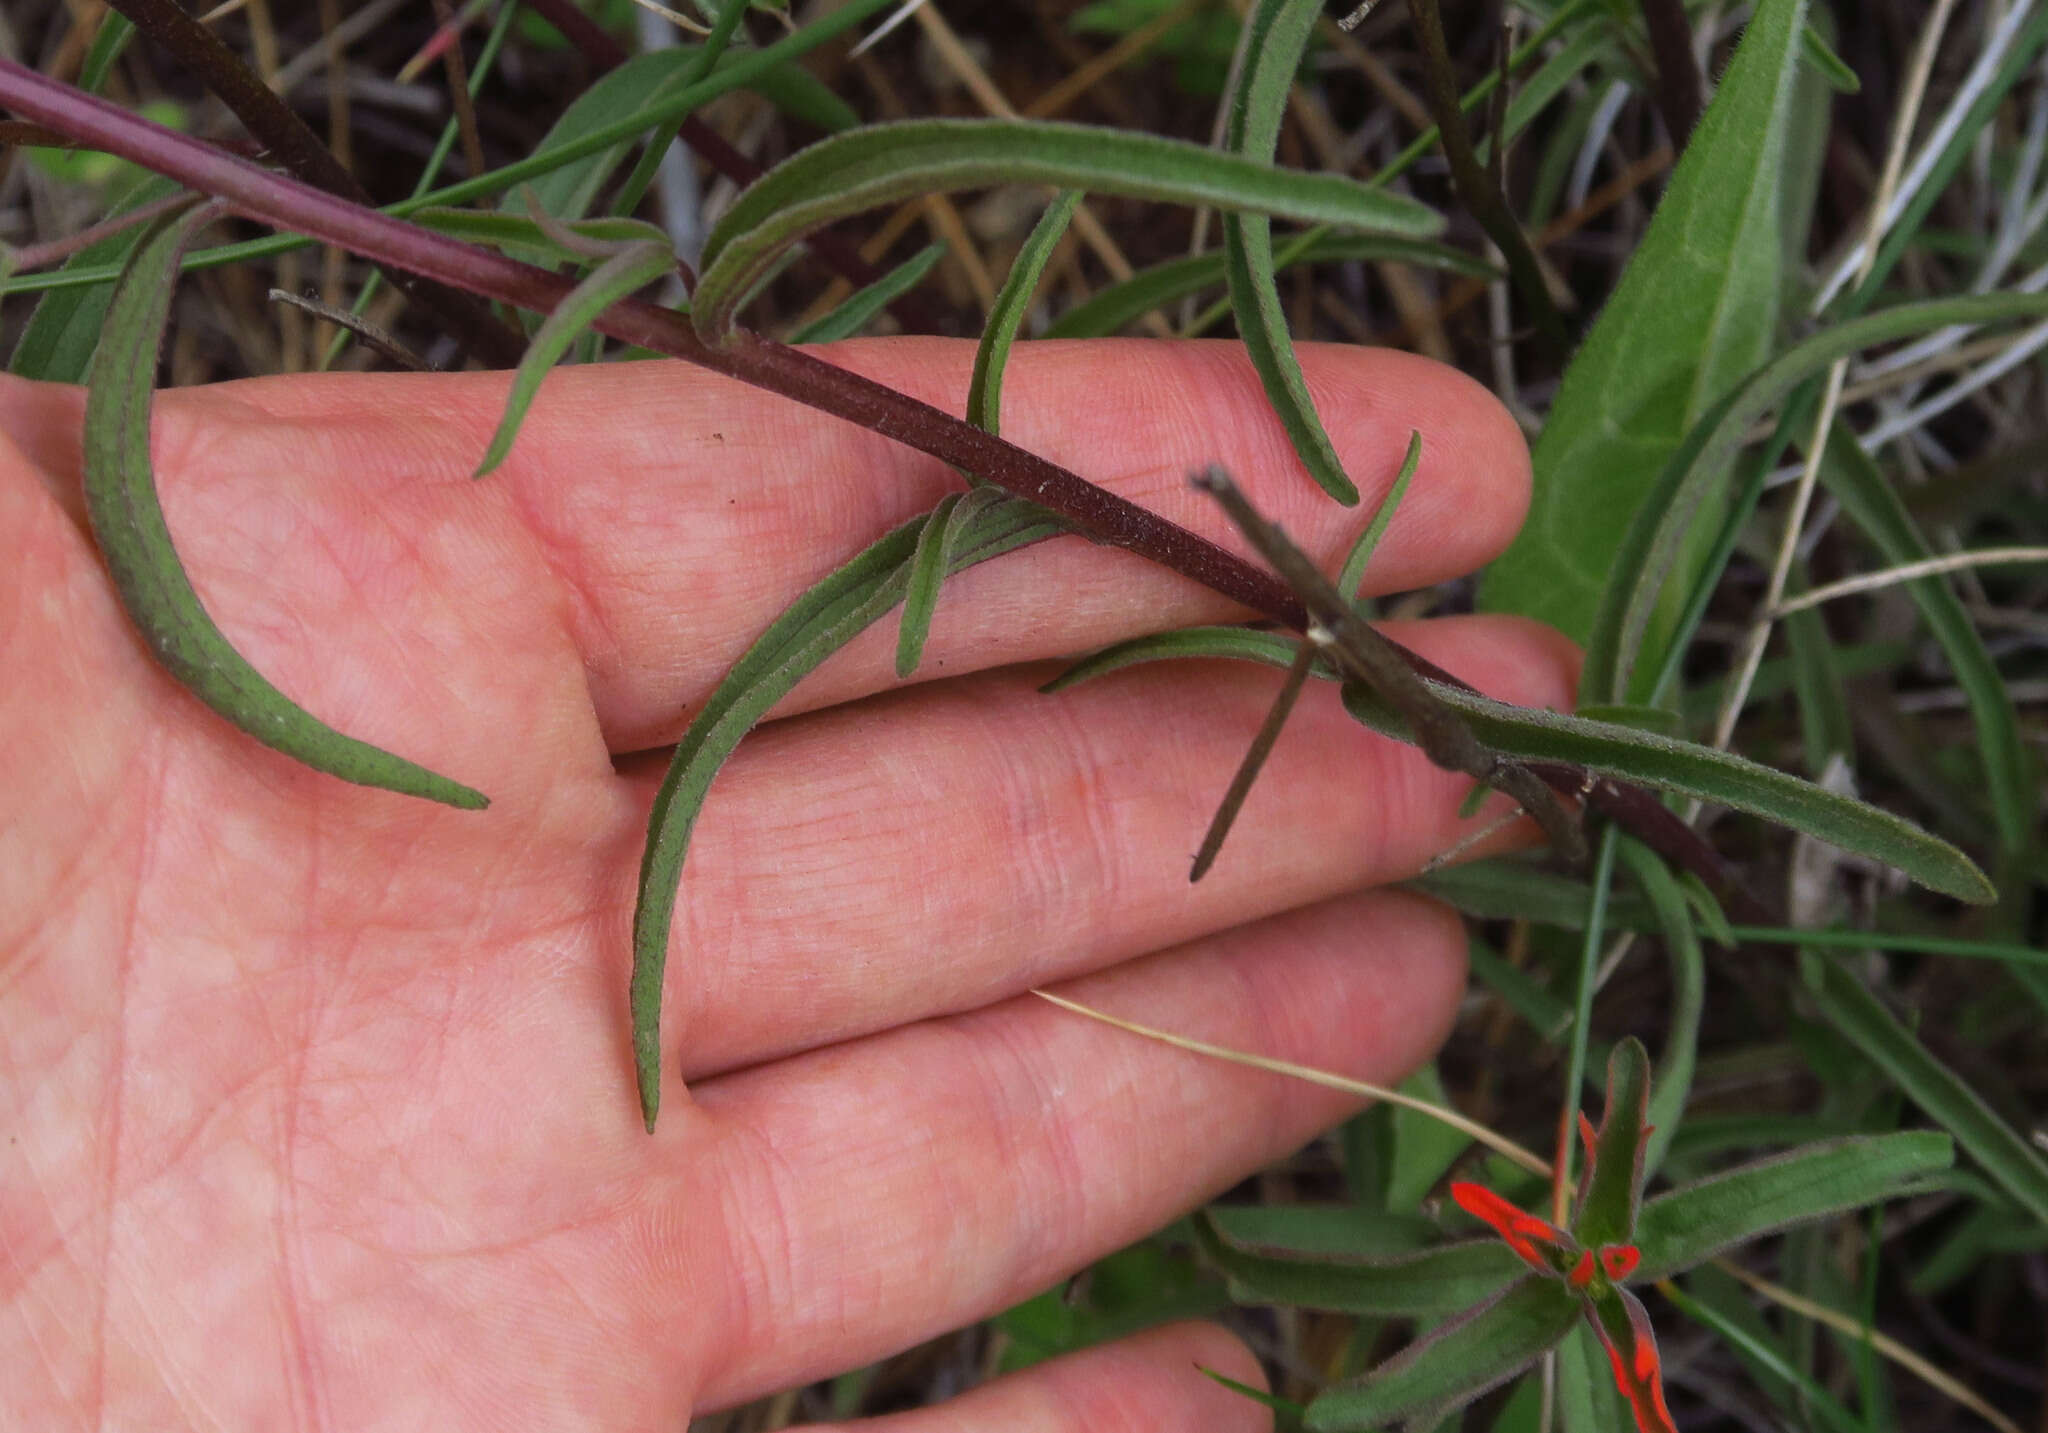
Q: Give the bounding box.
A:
[1579,287,2048,705]
[1618,842,1704,1180]
[692,118,1443,340]
[1480,0,1809,662]
[474,241,677,477]
[632,497,1057,1129]
[789,241,946,344]
[78,11,136,93]
[1337,430,1421,599]
[1632,1132,1955,1280]
[84,206,487,811]
[969,190,1081,435]
[1042,233,1490,339]
[1305,1277,1579,1432]
[1336,680,1994,903]
[1804,955,2048,1226]
[1820,430,2034,855]
[1221,0,1355,504]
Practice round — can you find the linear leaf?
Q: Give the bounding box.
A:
[1821,430,2033,854]
[1575,1037,1652,1249]
[1337,679,1993,903]
[409,207,674,261]
[1617,842,1704,1180]
[693,118,1442,339]
[84,206,487,810]
[474,241,676,477]
[1408,856,1658,932]
[1042,232,1490,339]
[1338,431,1421,599]
[1305,1277,1579,1432]
[1481,0,1809,661]
[1579,287,2048,703]
[969,189,1081,436]
[1040,625,1321,692]
[1222,0,1355,503]
[894,491,962,678]
[7,175,182,383]
[1659,1280,1866,1433]
[1804,955,2048,1226]
[633,497,1062,1129]
[790,241,946,344]
[1202,1219,1522,1319]
[1633,1132,1954,1280]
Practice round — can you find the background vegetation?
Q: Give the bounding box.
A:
[3,1,2044,1429]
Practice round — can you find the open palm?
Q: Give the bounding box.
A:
[1,339,1574,1430]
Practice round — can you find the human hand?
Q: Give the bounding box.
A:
[1,339,1575,1430]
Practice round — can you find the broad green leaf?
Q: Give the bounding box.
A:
[1481,0,1809,664]
[1337,431,1421,599]
[632,497,1063,1129]
[474,242,677,477]
[1617,842,1704,1179]
[1336,679,1993,904]
[1222,0,1357,503]
[1306,1277,1579,1432]
[84,206,487,811]
[1821,430,2033,854]
[1575,1038,1651,1250]
[968,190,1081,435]
[7,175,181,383]
[1632,1132,1954,1280]
[1041,233,1490,339]
[1804,955,2048,1226]
[693,118,1443,339]
[790,241,945,344]
[1580,278,2048,705]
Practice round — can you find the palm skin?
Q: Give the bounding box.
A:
[0,339,1575,1431]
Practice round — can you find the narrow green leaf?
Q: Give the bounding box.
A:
[1556,1320,1633,1433]
[1799,22,1860,92]
[1337,678,1993,903]
[84,206,487,811]
[1618,843,1705,1179]
[410,207,673,260]
[1042,233,1491,339]
[1821,430,2034,854]
[1481,0,1810,663]
[1575,1038,1652,1249]
[969,190,1082,435]
[1040,625,1319,692]
[1804,955,2048,1226]
[1573,705,1682,738]
[79,12,137,94]
[693,118,1443,339]
[894,492,963,678]
[1306,1277,1579,1432]
[1408,857,1658,932]
[1580,287,2048,704]
[474,241,676,477]
[1632,1132,1955,1280]
[633,497,1062,1129]
[789,241,947,344]
[1337,431,1421,599]
[1222,0,1357,504]
[7,176,181,383]
[1204,1224,1522,1319]
[1660,1280,1866,1433]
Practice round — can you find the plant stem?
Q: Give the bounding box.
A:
[0,55,1760,916]
[1406,0,1570,353]
[103,0,525,367]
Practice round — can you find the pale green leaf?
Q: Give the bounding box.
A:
[969,190,1081,435]
[1338,431,1421,599]
[84,205,487,811]
[789,241,946,344]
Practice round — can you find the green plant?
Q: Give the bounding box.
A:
[5,0,2043,1425]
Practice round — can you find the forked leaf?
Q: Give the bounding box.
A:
[1631,1131,1954,1279]
[1583,1286,1679,1433]
[1481,0,1808,660]
[474,240,677,477]
[790,241,946,344]
[693,118,1443,339]
[1222,0,1356,503]
[1574,1038,1651,1250]
[1304,1276,1579,1432]
[1579,287,2048,704]
[1336,679,1993,903]
[1805,955,2048,1225]
[633,497,1062,1129]
[1042,233,1490,339]
[83,205,488,811]
[1336,431,1422,600]
[968,190,1081,436]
